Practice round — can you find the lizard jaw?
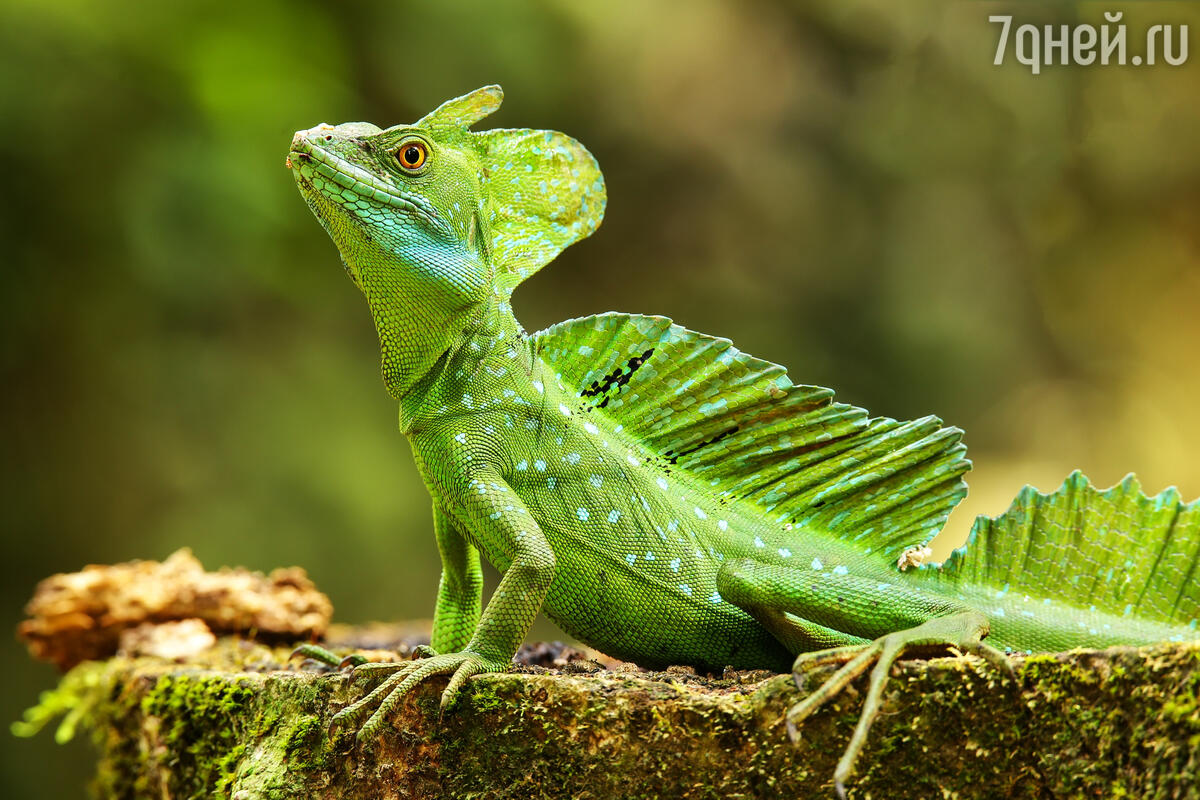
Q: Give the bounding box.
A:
[287,127,441,225]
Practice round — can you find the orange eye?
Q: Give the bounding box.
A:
[396,141,428,171]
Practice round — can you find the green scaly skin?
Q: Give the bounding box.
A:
[287,86,1200,796]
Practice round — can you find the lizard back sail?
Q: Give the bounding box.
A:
[536,312,971,566]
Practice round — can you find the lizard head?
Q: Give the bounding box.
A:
[288,86,606,396]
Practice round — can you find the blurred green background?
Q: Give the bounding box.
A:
[3,0,1198,794]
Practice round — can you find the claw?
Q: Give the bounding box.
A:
[785,712,802,744]
[786,645,880,738]
[440,659,484,708]
[329,674,394,736]
[338,653,370,669]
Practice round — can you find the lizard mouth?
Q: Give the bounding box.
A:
[287,131,440,226]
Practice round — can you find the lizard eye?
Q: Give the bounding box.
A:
[395,140,428,173]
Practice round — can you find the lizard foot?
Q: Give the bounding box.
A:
[329,650,510,742]
[786,611,1014,798]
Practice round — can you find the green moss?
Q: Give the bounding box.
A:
[12,660,112,744]
[15,638,1200,798]
[282,714,322,757]
[137,672,258,797]
[466,680,510,714]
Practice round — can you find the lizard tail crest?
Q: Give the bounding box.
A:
[926,471,1200,628]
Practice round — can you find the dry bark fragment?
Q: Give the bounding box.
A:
[19,548,331,670]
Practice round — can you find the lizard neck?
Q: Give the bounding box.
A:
[396,292,529,433]
[353,252,491,402]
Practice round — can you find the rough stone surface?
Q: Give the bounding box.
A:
[18,625,1200,799]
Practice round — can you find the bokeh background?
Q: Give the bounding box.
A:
[3,0,1198,794]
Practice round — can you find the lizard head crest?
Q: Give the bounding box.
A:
[288,85,606,298]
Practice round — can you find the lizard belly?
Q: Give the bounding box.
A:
[539,539,792,671]
[509,449,794,671]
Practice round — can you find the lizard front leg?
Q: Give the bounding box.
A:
[420,501,485,656]
[331,471,556,743]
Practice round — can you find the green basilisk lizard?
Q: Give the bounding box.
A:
[287,86,1200,795]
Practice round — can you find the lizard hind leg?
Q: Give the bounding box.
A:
[717,558,1014,797]
[788,611,1014,798]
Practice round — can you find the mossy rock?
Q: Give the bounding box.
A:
[19,630,1200,799]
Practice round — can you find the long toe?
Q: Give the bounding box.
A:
[291,644,342,667]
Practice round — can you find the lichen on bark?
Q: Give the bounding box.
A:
[14,626,1200,799]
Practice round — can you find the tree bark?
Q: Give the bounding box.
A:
[30,627,1200,799]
